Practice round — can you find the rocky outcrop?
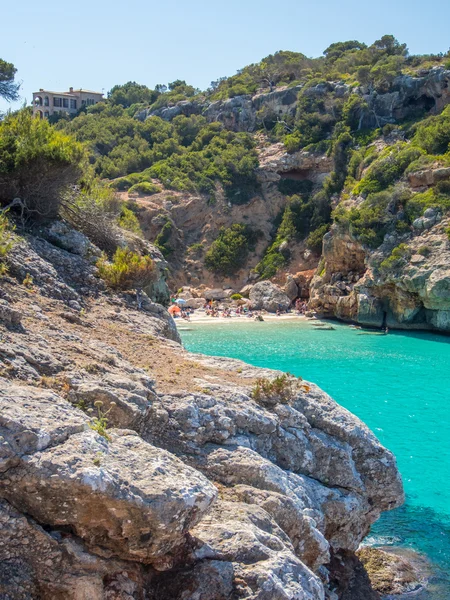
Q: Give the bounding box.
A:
[360,67,450,128]
[0,228,404,598]
[309,217,450,331]
[136,68,450,136]
[249,280,292,311]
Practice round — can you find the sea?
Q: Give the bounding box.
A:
[179,318,450,599]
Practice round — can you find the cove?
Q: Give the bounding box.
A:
[179,319,450,598]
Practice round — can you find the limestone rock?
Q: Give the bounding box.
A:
[249,280,291,312]
[284,275,299,301]
[0,299,21,327]
[1,381,217,565]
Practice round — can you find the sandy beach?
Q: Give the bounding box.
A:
[174,309,311,326]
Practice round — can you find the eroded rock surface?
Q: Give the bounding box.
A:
[0,228,404,599]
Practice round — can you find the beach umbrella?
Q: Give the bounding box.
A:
[175,298,187,304]
[168,305,181,315]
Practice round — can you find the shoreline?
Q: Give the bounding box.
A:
[174,310,311,326]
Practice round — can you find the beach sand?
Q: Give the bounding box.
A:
[174,310,311,326]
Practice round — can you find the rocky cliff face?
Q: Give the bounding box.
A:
[0,225,404,599]
[309,210,450,331]
[137,67,450,133]
[127,142,327,291]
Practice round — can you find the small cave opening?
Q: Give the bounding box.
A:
[277,174,314,196]
[279,169,313,181]
[403,94,436,117]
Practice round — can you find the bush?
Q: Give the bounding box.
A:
[0,212,15,276]
[118,206,142,235]
[61,185,122,254]
[306,223,330,253]
[380,243,411,271]
[128,181,161,196]
[334,191,392,248]
[154,219,174,257]
[251,374,298,407]
[354,143,424,196]
[405,188,450,221]
[0,111,87,218]
[96,247,156,289]
[230,293,242,300]
[417,246,431,256]
[413,105,450,155]
[205,224,258,276]
[187,242,203,254]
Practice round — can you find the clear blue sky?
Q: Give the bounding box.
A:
[2,0,450,112]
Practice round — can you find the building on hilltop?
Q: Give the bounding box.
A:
[32,87,104,118]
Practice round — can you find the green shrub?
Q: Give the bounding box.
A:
[97,247,156,289]
[306,223,330,253]
[417,246,431,256]
[118,206,142,235]
[251,374,299,407]
[413,105,450,155]
[405,188,450,221]
[204,224,258,276]
[380,243,411,271]
[154,219,173,257]
[0,212,15,276]
[0,111,87,218]
[354,143,424,196]
[128,181,161,196]
[334,191,392,248]
[230,293,243,300]
[187,242,203,254]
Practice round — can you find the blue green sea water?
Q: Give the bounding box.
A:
[179,319,450,598]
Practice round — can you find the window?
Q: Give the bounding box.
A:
[44,111,49,118]
[86,98,95,106]
[44,96,49,106]
[70,99,77,109]
[53,97,62,107]
[62,98,69,108]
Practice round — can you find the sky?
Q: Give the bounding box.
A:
[2,0,450,112]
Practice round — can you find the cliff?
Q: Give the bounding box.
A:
[137,68,450,133]
[0,224,404,599]
[309,171,450,331]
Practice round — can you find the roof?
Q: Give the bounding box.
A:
[32,89,103,97]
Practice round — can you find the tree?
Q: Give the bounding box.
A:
[107,81,157,108]
[0,59,20,102]
[324,40,367,62]
[0,111,87,218]
[370,35,408,57]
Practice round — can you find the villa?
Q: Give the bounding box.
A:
[32,87,104,118]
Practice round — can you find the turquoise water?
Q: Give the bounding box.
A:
[179,319,450,598]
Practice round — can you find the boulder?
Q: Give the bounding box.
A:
[0,380,217,566]
[185,297,206,309]
[284,275,299,301]
[249,281,291,312]
[239,284,254,297]
[203,288,233,301]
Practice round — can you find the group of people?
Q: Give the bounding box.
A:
[204,302,262,320]
[295,299,308,314]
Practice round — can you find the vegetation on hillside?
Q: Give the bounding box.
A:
[58,109,259,202]
[2,38,450,284]
[204,224,260,276]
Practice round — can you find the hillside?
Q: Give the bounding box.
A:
[34,35,450,332]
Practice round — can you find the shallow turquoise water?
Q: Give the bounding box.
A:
[179,319,450,597]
